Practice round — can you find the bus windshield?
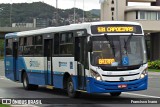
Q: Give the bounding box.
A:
[91,35,147,68]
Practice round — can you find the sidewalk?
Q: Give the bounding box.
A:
[148,72,160,76]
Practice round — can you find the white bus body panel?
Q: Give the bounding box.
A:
[90,64,147,82]
[52,57,76,75]
[23,57,46,71]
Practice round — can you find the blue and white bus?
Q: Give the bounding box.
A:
[4,21,148,97]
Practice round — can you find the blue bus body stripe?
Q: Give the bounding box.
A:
[86,76,148,93]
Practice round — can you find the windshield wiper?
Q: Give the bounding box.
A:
[124,33,133,53]
[104,34,115,57]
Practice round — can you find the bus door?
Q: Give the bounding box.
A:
[12,40,19,81]
[44,39,53,85]
[75,37,87,90]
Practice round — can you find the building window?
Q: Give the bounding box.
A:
[150,12,157,20]
[139,11,146,19]
[111,0,114,4]
[146,12,151,20]
[138,11,159,20]
[111,7,114,11]
[158,12,160,20]
[112,17,114,20]
[112,12,114,15]
[136,11,138,19]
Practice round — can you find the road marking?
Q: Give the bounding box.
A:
[124,92,160,98]
[11,105,39,107]
[0,76,9,80]
[0,76,5,80]
[148,77,158,79]
[0,77,5,79]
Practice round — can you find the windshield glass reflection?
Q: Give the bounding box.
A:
[91,35,147,67]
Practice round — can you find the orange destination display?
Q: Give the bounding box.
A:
[91,24,142,34]
[98,59,115,65]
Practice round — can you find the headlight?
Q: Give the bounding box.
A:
[90,69,102,81]
[140,68,148,79]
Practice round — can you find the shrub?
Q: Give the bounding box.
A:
[148,60,160,69]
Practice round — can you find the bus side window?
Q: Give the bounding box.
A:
[54,33,60,55]
[23,36,34,56]
[19,38,24,56]
[6,39,12,56]
[35,35,43,56]
[60,32,73,55]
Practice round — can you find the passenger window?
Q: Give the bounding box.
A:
[54,33,60,55]
[19,38,24,55]
[35,35,43,56]
[60,32,73,55]
[23,36,34,56]
[35,35,42,45]
[6,39,12,56]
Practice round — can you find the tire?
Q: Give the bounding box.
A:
[67,77,79,98]
[110,92,121,97]
[22,72,38,90]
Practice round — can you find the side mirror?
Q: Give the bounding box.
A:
[88,40,92,52]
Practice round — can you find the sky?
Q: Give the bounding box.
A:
[0,0,150,11]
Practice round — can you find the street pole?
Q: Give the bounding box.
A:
[74,0,76,23]
[10,0,12,27]
[82,0,84,22]
[56,0,58,26]
[116,0,118,21]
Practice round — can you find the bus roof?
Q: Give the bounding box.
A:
[5,21,142,38]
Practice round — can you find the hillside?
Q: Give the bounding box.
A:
[0,2,100,27]
[90,9,100,16]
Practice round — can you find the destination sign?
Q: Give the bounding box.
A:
[98,59,115,65]
[97,27,134,32]
[91,24,142,34]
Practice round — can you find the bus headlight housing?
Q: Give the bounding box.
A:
[90,69,102,81]
[140,68,148,79]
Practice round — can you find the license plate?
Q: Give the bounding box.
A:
[118,84,127,88]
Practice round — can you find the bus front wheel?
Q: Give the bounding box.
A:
[110,92,121,97]
[22,72,38,90]
[67,77,79,98]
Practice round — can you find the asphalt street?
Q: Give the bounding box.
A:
[0,60,160,107]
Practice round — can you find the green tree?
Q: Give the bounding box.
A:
[0,39,4,56]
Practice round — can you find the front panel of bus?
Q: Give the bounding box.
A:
[86,24,148,93]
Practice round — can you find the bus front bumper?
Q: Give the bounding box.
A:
[86,76,148,93]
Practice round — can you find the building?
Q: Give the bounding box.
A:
[33,18,49,28]
[12,23,34,28]
[100,0,160,60]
